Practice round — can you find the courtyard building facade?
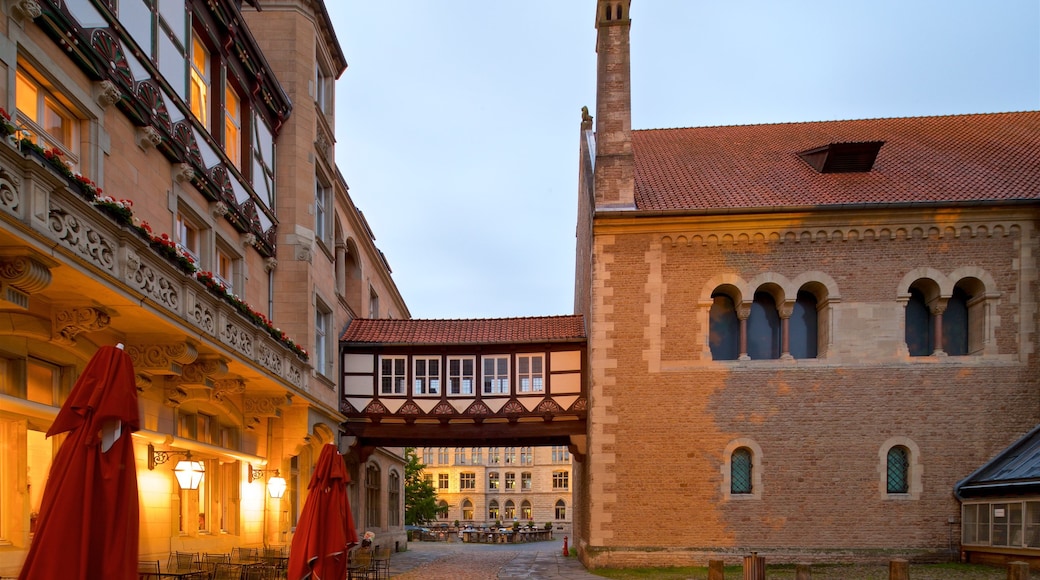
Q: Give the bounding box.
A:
[0,0,407,574]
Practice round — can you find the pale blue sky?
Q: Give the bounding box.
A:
[327,1,1039,320]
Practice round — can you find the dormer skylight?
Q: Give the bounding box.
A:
[797,141,884,173]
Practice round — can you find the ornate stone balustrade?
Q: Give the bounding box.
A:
[0,139,308,390]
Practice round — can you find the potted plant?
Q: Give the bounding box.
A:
[544,522,552,530]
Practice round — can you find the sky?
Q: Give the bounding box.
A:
[326,1,1039,321]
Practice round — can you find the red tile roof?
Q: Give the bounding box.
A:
[340,315,586,345]
[632,111,1040,211]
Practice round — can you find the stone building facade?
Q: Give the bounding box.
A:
[0,0,406,573]
[574,0,1040,569]
[419,445,575,537]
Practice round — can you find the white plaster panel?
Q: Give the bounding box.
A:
[343,354,373,374]
[551,350,581,372]
[382,398,406,413]
[343,375,373,396]
[552,395,578,411]
[483,398,509,412]
[415,398,440,413]
[551,373,581,394]
[518,396,542,411]
[345,397,372,412]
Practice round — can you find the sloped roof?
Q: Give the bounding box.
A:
[339,315,586,345]
[632,111,1040,212]
[956,424,1040,499]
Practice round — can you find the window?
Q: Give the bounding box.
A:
[521,472,532,490]
[520,447,533,465]
[521,500,532,520]
[462,499,474,520]
[388,471,401,526]
[455,448,466,464]
[731,447,753,494]
[504,500,516,520]
[504,472,516,490]
[175,211,201,263]
[315,58,333,114]
[422,448,433,466]
[252,114,276,208]
[488,472,500,490]
[552,446,570,463]
[460,473,475,490]
[747,291,781,360]
[552,471,569,490]
[906,285,934,356]
[217,462,240,533]
[26,358,65,406]
[437,500,449,520]
[224,84,241,168]
[482,355,509,394]
[517,354,543,392]
[189,31,211,130]
[413,357,440,396]
[504,447,516,465]
[471,448,482,465]
[215,246,235,294]
[962,502,1040,548]
[709,292,740,360]
[379,356,406,395]
[315,177,330,243]
[555,499,566,520]
[369,287,380,318]
[488,500,499,520]
[315,301,331,376]
[423,473,433,485]
[437,448,449,464]
[448,357,475,395]
[790,290,819,359]
[437,473,449,490]
[15,68,79,169]
[488,447,500,464]
[886,446,909,494]
[365,464,380,530]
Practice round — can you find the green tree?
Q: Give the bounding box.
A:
[404,447,438,525]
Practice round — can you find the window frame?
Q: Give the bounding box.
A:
[15,67,80,170]
[412,356,441,397]
[482,355,510,395]
[516,354,544,393]
[552,470,569,491]
[379,356,406,396]
[447,356,476,396]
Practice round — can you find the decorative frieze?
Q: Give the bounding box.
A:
[126,342,199,375]
[212,378,246,401]
[48,206,117,273]
[0,167,22,217]
[52,306,111,345]
[124,248,180,311]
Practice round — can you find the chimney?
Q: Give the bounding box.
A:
[594,0,635,210]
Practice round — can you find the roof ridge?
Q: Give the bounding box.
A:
[634,110,1040,132]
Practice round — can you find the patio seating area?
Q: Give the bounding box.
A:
[137,546,290,580]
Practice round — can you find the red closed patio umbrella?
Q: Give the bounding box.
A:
[18,344,140,580]
[287,443,359,580]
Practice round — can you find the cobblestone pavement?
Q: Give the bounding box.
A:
[387,539,598,579]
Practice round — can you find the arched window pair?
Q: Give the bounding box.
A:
[905,277,985,356]
[710,286,822,360]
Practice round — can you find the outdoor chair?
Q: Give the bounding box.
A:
[202,553,230,575]
[241,563,279,580]
[369,545,391,579]
[231,546,258,563]
[211,561,241,580]
[137,560,160,579]
[347,548,372,580]
[169,551,200,571]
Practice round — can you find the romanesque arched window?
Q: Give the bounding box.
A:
[709,292,740,360]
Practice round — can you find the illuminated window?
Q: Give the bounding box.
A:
[504,500,515,520]
[462,499,473,520]
[504,472,515,490]
[190,32,211,129]
[175,212,201,263]
[487,500,499,520]
[521,472,531,490]
[488,472,499,490]
[224,84,241,168]
[521,500,532,520]
[555,500,566,520]
[15,68,78,170]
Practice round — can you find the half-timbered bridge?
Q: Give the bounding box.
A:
[338,316,587,458]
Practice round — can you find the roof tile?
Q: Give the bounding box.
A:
[633,112,1040,211]
[340,315,586,345]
